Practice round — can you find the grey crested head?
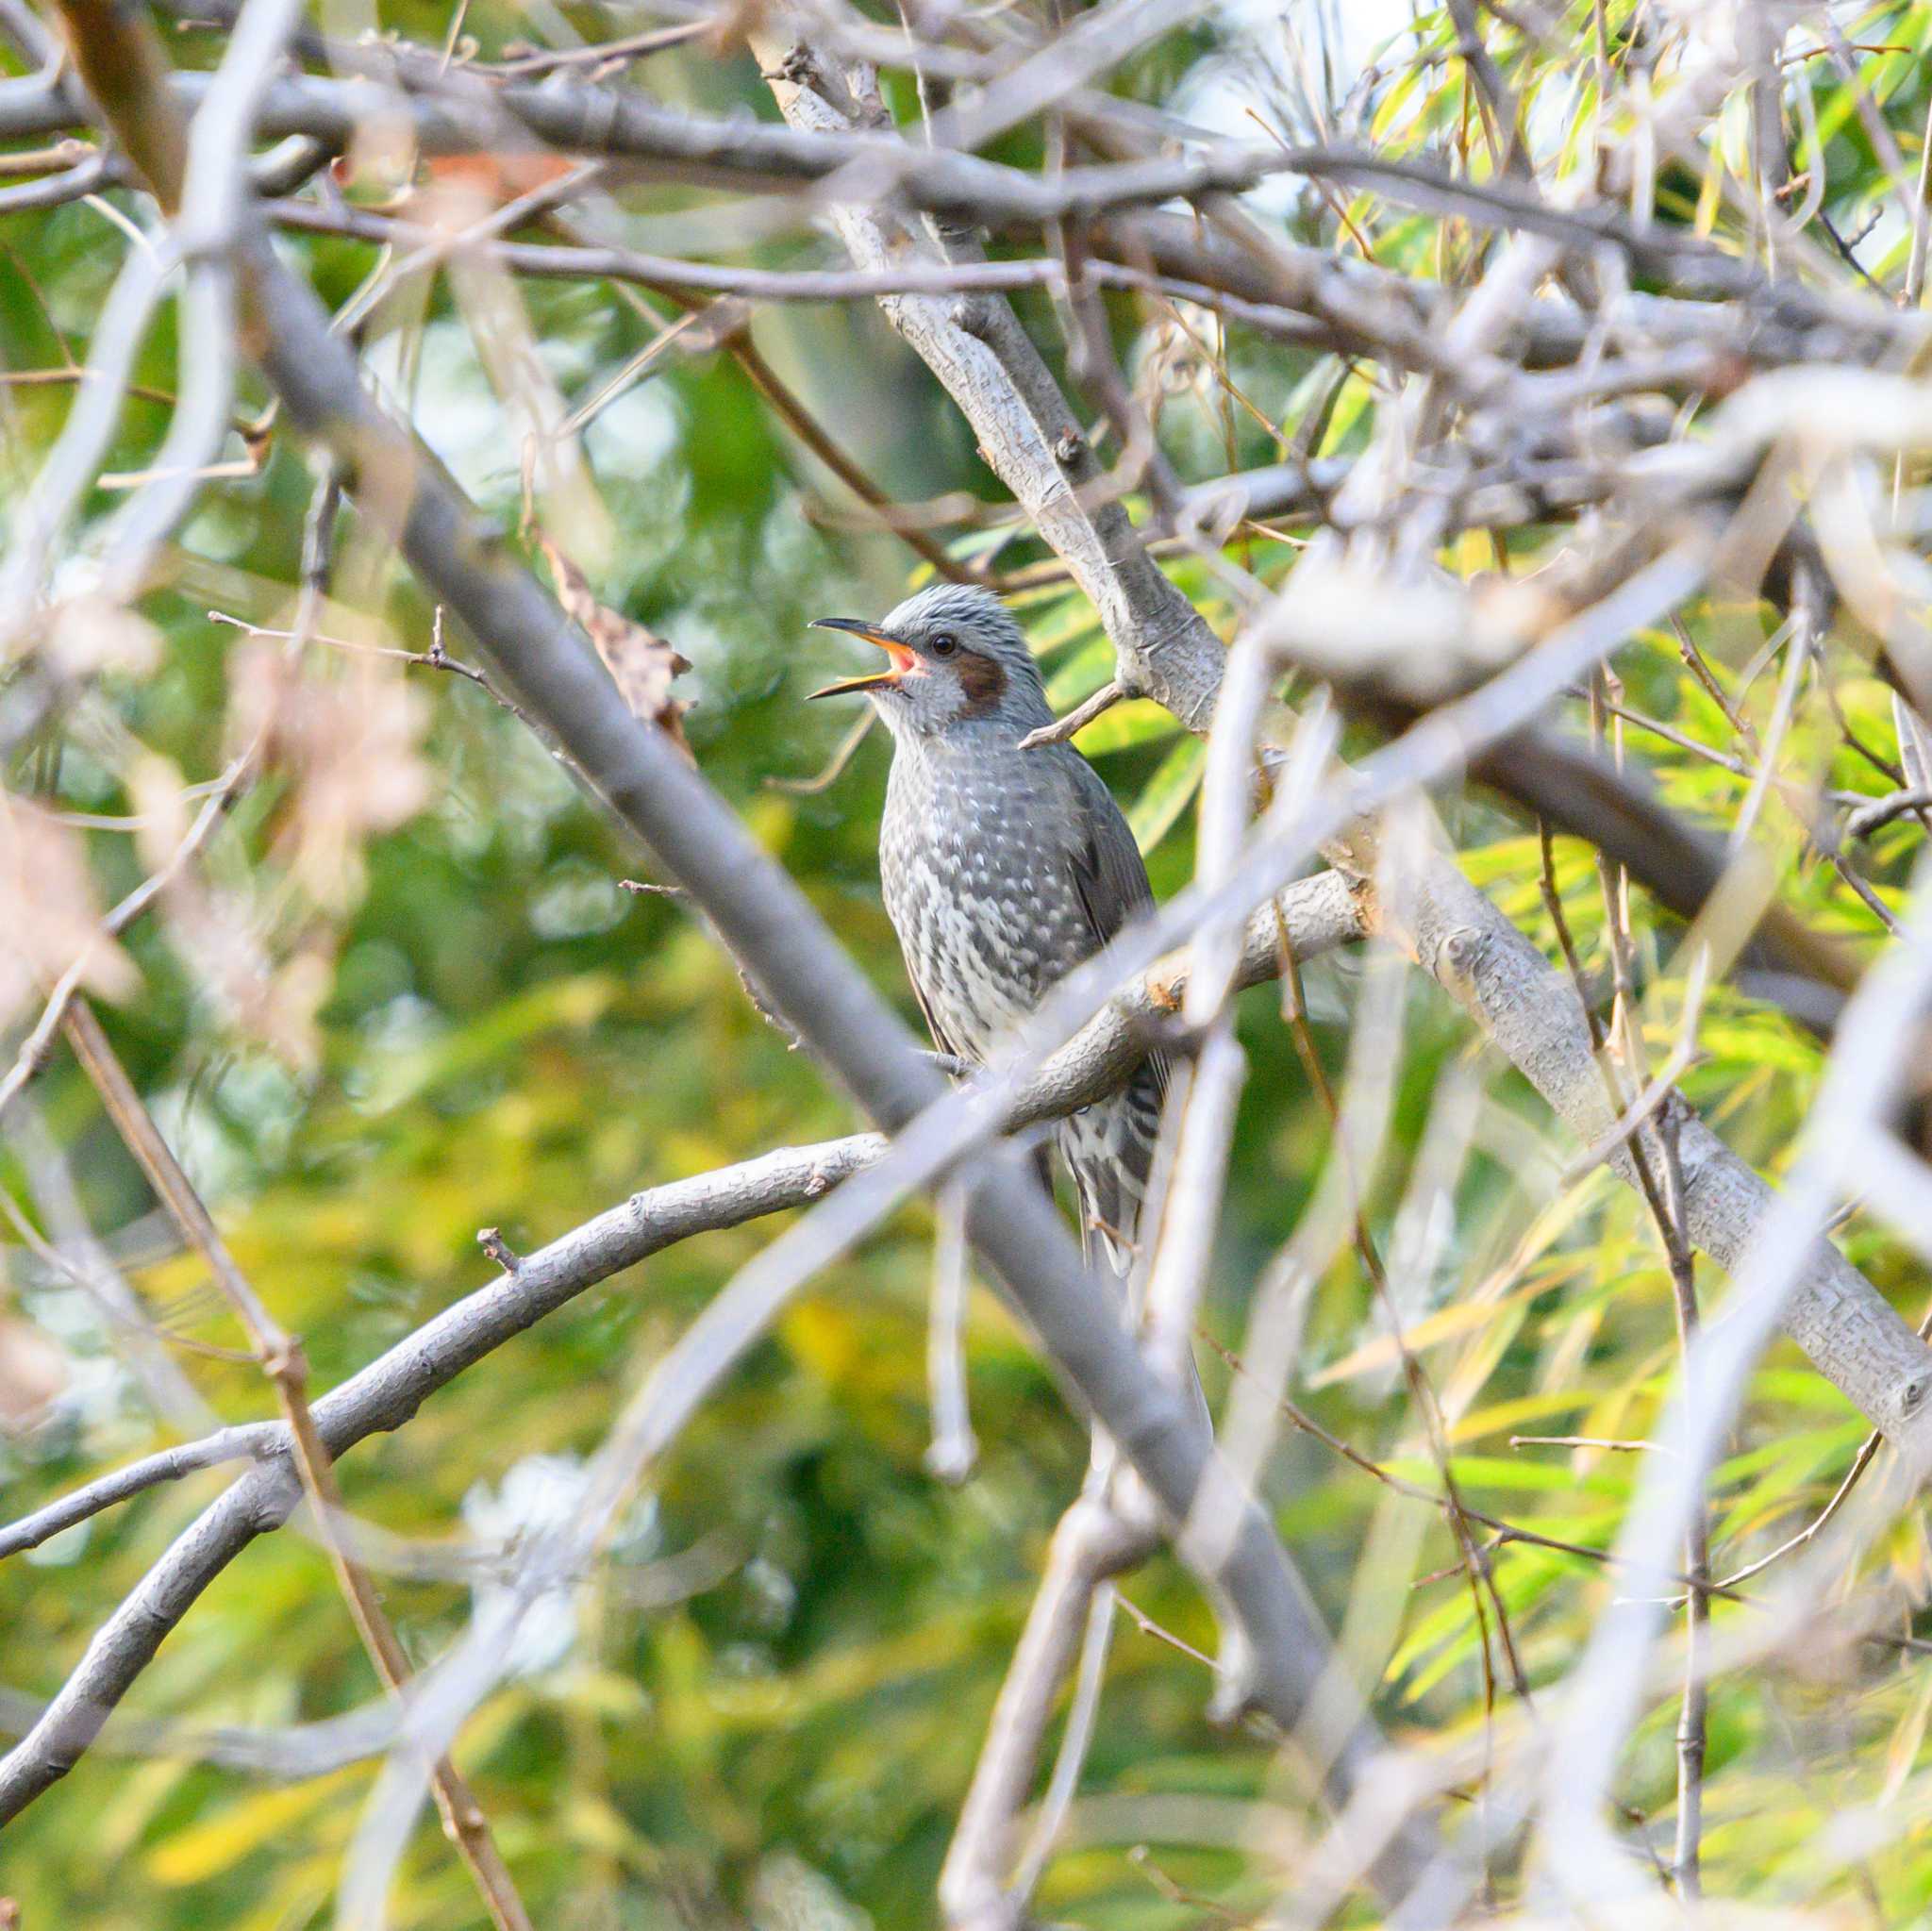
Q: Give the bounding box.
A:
[808,583,1052,742]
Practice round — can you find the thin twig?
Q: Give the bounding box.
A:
[479,22,709,76]
[924,1176,976,1484]
[1711,1290,1932,1594]
[58,1000,534,1931]
[1202,1331,1737,1600]
[205,607,537,731]
[767,704,876,794]
[1017,679,1124,751]
[0,744,256,1128]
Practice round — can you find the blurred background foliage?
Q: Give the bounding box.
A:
[3,1,1932,1925]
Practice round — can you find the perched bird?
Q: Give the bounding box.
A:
[808,583,1166,1287]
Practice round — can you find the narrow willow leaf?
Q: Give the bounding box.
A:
[1070,699,1180,757]
[1128,734,1206,853]
[1043,634,1117,707]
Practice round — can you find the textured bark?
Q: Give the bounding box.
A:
[756,29,1932,1460]
[1387,857,1932,1457]
[754,35,1233,732]
[0,21,1434,1893]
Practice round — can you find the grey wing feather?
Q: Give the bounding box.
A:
[1061,753,1155,941]
[1058,757,1209,1428]
[898,919,1055,1195]
[903,967,964,1064]
[1056,753,1171,1278]
[1060,753,1169,1110]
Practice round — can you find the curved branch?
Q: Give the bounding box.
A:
[9,22,1424,1887]
[0,1134,882,1820]
[0,1427,271,1560]
[757,32,1932,1461]
[1372,857,1932,1454]
[2,872,1366,1566]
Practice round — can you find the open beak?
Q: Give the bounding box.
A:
[807,617,916,699]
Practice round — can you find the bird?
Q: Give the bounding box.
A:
[808,582,1167,1291]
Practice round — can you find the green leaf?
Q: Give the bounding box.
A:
[1128,734,1207,852]
[1070,699,1181,757]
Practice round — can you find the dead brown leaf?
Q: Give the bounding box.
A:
[540,536,691,757]
[126,753,326,1068]
[0,1314,67,1433]
[226,641,433,909]
[0,803,139,1027]
[41,594,163,679]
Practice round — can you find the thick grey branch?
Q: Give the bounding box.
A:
[1377,861,1932,1453]
[766,33,1932,1459]
[0,1135,882,1818]
[1,40,1425,1900]
[1,873,1364,1564]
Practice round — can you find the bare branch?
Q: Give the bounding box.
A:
[0,1131,885,1821]
[941,1492,1150,1930]
[764,28,1932,1461]
[0,870,1365,1569]
[58,996,533,1931]
[1016,680,1124,752]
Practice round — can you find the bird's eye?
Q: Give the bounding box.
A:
[929,632,959,658]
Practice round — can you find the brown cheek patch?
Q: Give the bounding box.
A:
[956,650,1008,715]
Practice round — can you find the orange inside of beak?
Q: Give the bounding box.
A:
[806,621,917,699]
